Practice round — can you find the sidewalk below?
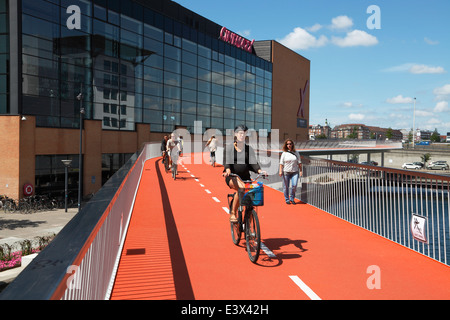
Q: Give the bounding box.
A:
[0,208,78,290]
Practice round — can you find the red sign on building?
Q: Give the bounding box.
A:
[219,27,254,53]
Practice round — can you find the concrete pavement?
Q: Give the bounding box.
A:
[0,207,78,291]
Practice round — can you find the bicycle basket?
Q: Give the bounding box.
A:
[240,181,264,207]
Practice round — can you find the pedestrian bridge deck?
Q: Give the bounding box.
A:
[109,155,449,300]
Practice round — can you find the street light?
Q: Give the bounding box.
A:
[61,159,72,212]
[412,97,416,149]
[77,93,85,213]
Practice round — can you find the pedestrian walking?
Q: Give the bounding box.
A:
[206,135,217,166]
[279,139,302,204]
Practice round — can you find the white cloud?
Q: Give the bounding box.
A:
[237,30,251,38]
[427,118,441,124]
[341,102,363,108]
[409,64,446,74]
[382,63,414,73]
[279,15,380,51]
[278,27,328,50]
[424,37,439,45]
[332,30,378,47]
[434,101,449,112]
[330,16,353,30]
[307,24,323,32]
[386,95,414,104]
[348,113,365,121]
[389,113,408,119]
[415,110,433,117]
[433,84,450,101]
[383,63,446,74]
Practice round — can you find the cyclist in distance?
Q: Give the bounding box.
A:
[160,135,168,158]
[223,124,267,223]
[166,133,179,170]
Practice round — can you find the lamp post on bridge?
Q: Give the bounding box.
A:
[412,97,416,149]
[61,159,72,212]
[77,93,85,213]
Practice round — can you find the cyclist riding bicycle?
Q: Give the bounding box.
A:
[223,124,267,223]
[161,134,168,160]
[166,133,179,170]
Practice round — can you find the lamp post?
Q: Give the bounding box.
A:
[61,159,72,212]
[412,97,416,149]
[77,93,85,213]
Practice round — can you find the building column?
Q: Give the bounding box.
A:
[0,115,35,200]
[8,0,22,115]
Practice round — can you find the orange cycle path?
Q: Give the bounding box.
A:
[110,154,450,300]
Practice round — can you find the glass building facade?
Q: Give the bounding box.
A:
[0,0,8,113]
[3,0,272,134]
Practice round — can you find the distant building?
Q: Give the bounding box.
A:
[309,123,331,139]
[331,124,370,139]
[331,124,402,140]
[415,129,432,141]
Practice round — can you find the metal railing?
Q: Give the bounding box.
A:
[301,156,450,266]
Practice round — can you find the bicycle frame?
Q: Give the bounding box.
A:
[228,173,265,263]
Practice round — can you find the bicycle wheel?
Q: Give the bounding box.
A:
[3,200,14,213]
[244,208,261,263]
[163,156,169,173]
[229,195,242,245]
[19,200,31,214]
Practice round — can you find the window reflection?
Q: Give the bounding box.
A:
[18,1,272,133]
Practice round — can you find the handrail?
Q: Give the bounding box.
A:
[301,155,450,266]
[0,142,161,300]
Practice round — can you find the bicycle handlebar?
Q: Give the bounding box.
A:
[228,172,268,182]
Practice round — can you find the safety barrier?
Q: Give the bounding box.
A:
[0,142,161,300]
[301,156,450,266]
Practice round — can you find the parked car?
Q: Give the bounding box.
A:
[413,162,424,168]
[426,161,449,170]
[360,161,378,166]
[402,163,421,169]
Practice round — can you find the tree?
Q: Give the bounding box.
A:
[430,129,440,142]
[347,126,359,139]
[421,153,431,166]
[386,127,393,140]
[408,130,413,143]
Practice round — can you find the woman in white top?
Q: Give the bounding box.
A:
[279,139,302,204]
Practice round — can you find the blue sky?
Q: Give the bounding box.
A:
[175,0,450,135]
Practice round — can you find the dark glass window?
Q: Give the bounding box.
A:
[19,3,273,132]
[35,154,79,197]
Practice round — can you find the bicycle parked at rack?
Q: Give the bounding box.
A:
[1,194,62,213]
[227,173,265,263]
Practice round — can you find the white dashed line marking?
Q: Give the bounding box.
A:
[289,275,321,300]
[212,197,220,202]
